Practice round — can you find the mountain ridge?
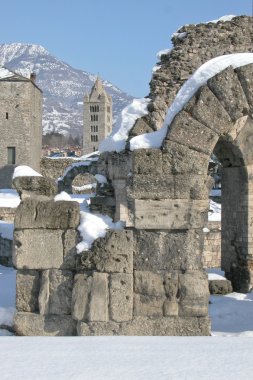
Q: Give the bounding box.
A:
[0,43,134,138]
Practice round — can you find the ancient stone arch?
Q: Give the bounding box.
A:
[13,16,253,336]
[58,160,98,193]
[123,64,253,295]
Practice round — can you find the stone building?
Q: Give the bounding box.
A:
[0,68,42,187]
[83,77,112,154]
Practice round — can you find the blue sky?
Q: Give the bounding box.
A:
[0,0,251,97]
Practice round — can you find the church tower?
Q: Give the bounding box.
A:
[83,77,113,154]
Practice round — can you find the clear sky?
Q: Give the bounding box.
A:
[0,0,251,97]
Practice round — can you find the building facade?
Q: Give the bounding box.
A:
[83,77,112,154]
[0,67,42,187]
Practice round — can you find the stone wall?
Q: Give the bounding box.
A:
[202,222,221,268]
[13,198,210,336]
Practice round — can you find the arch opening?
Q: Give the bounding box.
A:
[209,116,253,292]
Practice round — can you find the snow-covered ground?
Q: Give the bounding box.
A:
[1,336,253,380]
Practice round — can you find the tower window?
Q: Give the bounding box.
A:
[7,147,16,164]
[6,112,8,119]
[107,106,110,112]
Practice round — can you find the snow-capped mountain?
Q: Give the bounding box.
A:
[0,43,134,138]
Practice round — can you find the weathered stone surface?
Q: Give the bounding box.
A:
[230,116,253,166]
[15,199,80,230]
[14,312,76,336]
[13,176,57,200]
[72,272,109,322]
[132,149,163,175]
[209,279,233,295]
[236,64,253,111]
[134,199,208,229]
[77,230,133,274]
[16,270,40,312]
[174,174,213,200]
[134,271,165,297]
[134,294,165,317]
[207,67,249,122]
[39,269,73,315]
[77,316,211,336]
[62,229,80,270]
[163,300,178,316]
[134,230,203,271]
[77,320,120,336]
[179,271,209,317]
[128,174,174,199]
[162,140,210,175]
[128,117,154,138]
[13,229,63,269]
[109,273,133,322]
[166,110,219,155]
[72,273,93,321]
[184,85,233,135]
[89,272,109,322]
[106,152,132,181]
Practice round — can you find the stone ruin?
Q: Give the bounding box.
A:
[12,16,253,335]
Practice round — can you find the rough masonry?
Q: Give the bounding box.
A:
[13,16,253,336]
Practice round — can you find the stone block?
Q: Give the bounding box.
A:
[184,85,233,135]
[16,270,40,312]
[132,149,163,175]
[13,176,57,200]
[14,312,76,336]
[72,272,109,322]
[134,294,165,317]
[15,199,80,230]
[62,229,80,270]
[174,174,213,199]
[128,174,174,199]
[107,152,132,180]
[134,271,165,297]
[77,320,120,336]
[179,270,209,317]
[209,279,233,295]
[134,230,203,271]
[109,273,133,322]
[162,140,210,175]
[134,198,208,229]
[208,66,249,122]
[231,116,253,166]
[39,269,73,315]
[77,230,133,274]
[166,110,219,156]
[77,316,211,336]
[163,300,178,316]
[72,273,93,321]
[89,272,109,322]
[236,64,253,110]
[13,229,64,269]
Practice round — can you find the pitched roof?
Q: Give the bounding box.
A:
[89,76,111,102]
[0,66,42,92]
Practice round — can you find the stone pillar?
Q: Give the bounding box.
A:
[13,199,80,336]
